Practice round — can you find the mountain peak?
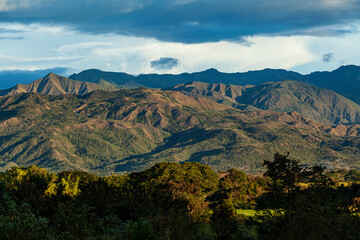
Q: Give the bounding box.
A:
[44,72,58,78]
[204,68,220,73]
[43,72,64,82]
[0,73,118,97]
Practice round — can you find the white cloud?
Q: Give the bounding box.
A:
[0,23,68,34]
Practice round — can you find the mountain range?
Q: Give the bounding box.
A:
[69,65,360,104]
[2,71,360,126]
[1,65,360,174]
[1,88,360,175]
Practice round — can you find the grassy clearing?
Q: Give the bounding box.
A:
[236,209,257,217]
[236,209,285,217]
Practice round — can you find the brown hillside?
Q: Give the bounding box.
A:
[0,73,118,96]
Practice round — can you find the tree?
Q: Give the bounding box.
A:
[128,162,219,221]
[304,165,328,186]
[263,152,302,194]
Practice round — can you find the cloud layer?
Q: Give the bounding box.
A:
[0,1,359,76]
[1,0,360,43]
[0,22,359,76]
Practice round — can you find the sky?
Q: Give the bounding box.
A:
[0,0,360,77]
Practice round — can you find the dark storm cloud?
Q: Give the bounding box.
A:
[1,0,360,43]
[323,53,335,63]
[151,57,179,70]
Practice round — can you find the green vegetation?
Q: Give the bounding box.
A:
[236,209,257,217]
[2,155,360,239]
[0,162,263,239]
[1,89,360,174]
[256,153,360,239]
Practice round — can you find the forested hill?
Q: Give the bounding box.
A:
[1,88,360,174]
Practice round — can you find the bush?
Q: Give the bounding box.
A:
[125,218,158,240]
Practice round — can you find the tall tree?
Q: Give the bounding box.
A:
[263,152,302,194]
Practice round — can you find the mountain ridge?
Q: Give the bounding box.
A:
[68,65,360,104]
[3,70,360,125]
[167,80,360,125]
[0,73,118,96]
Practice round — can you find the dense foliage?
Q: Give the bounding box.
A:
[1,155,360,239]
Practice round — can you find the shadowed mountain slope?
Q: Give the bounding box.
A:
[305,65,360,104]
